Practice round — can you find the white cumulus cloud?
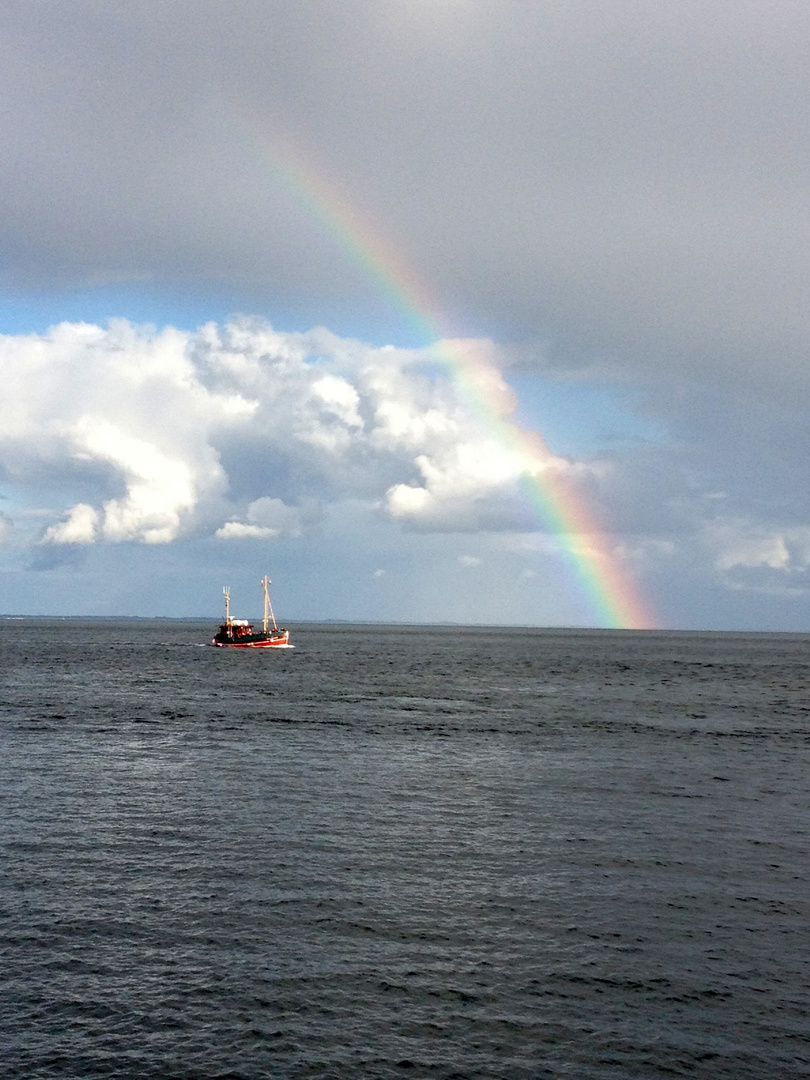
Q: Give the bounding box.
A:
[0,317,615,551]
[216,496,308,540]
[704,518,810,593]
[42,503,99,544]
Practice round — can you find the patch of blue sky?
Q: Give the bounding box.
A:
[506,374,665,458]
[0,284,278,337]
[0,284,431,347]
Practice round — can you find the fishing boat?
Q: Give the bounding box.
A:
[211,576,290,648]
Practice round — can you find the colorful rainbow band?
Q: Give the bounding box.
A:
[234,108,654,629]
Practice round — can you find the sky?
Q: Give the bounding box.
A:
[1,0,809,630]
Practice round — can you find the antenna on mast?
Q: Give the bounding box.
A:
[261,575,277,632]
[223,586,231,625]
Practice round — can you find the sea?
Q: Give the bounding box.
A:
[0,620,808,1080]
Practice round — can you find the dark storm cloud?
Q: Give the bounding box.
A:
[2,1,809,392]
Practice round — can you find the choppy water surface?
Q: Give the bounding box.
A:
[1,622,808,1079]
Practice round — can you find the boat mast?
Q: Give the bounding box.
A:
[261,575,278,632]
[223,586,231,625]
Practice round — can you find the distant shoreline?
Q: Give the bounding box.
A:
[0,616,805,635]
[0,614,586,627]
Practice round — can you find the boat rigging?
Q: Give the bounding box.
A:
[211,576,291,648]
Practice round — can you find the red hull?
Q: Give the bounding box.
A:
[211,629,290,648]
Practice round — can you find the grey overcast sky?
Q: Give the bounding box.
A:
[1,1,808,629]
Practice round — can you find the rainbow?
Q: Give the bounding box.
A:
[236,112,654,629]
